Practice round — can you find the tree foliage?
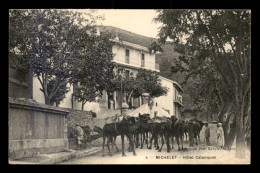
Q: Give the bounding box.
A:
[73,28,115,109]
[154,9,251,158]
[133,69,168,98]
[9,9,99,105]
[110,69,168,107]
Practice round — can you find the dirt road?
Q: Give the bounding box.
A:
[59,140,250,164]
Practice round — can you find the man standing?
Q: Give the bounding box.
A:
[204,122,211,146]
[75,123,84,150]
[217,123,225,149]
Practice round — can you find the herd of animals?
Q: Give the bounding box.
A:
[90,114,205,157]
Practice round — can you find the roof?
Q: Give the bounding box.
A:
[127,104,170,118]
[97,25,157,48]
[127,104,151,117]
[159,76,183,92]
[151,106,171,118]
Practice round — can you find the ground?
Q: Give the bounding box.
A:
[59,137,250,165]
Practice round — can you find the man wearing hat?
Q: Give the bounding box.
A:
[75,123,84,150]
[217,123,225,148]
[204,122,211,146]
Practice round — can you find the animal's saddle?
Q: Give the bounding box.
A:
[104,115,123,124]
[153,116,171,124]
[175,119,185,125]
[188,119,200,126]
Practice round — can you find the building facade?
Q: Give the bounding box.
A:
[106,34,160,110]
[153,76,183,118]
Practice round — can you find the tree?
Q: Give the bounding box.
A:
[110,70,136,108]
[133,69,168,99]
[73,83,97,110]
[111,69,168,109]
[9,9,96,105]
[154,9,251,159]
[40,78,70,106]
[73,28,115,110]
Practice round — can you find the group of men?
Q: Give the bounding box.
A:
[204,122,225,148]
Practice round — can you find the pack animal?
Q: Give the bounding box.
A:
[100,115,138,157]
[171,116,185,150]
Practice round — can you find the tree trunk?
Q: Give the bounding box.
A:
[45,97,51,105]
[235,127,246,159]
[82,102,85,111]
[218,102,232,124]
[71,95,74,109]
[127,90,134,109]
[235,107,246,159]
[223,120,236,150]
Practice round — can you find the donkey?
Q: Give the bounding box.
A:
[187,119,204,146]
[136,114,151,149]
[171,116,185,150]
[93,126,119,152]
[101,116,137,157]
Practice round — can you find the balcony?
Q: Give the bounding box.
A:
[155,63,160,71]
[174,95,183,107]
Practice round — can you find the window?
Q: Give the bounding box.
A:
[154,111,158,118]
[125,70,130,80]
[125,49,130,64]
[141,53,145,67]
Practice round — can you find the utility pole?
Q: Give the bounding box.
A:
[119,68,125,115]
[120,76,123,115]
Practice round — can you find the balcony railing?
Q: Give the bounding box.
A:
[155,63,160,70]
[174,95,183,107]
[176,95,182,103]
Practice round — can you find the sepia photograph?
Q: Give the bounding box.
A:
[8,9,251,165]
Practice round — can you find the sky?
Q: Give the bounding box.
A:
[91,9,162,39]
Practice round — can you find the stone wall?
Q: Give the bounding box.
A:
[8,97,69,160]
[65,108,136,147]
[64,108,106,148]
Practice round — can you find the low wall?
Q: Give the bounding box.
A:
[64,108,106,149]
[200,124,218,145]
[8,97,70,160]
